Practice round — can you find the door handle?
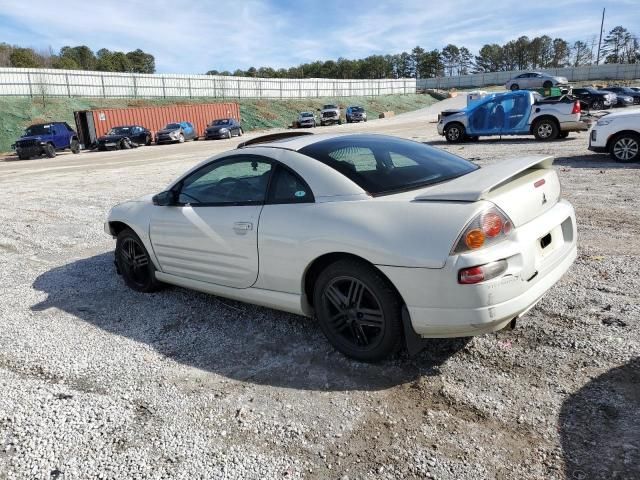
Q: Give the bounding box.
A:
[233,222,253,232]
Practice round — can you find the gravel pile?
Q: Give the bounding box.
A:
[0,107,638,479]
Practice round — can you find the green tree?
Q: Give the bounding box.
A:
[475,44,503,72]
[571,40,591,66]
[59,45,96,70]
[550,38,570,67]
[9,47,42,68]
[0,42,12,67]
[52,56,80,69]
[125,49,155,73]
[603,26,633,64]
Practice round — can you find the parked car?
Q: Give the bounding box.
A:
[505,72,569,91]
[319,104,341,126]
[97,125,152,150]
[156,122,197,144]
[571,87,614,110]
[437,90,586,142]
[588,110,640,163]
[598,86,640,105]
[630,86,640,93]
[12,122,80,160]
[296,112,317,128]
[105,132,577,361]
[346,106,367,123]
[204,118,243,139]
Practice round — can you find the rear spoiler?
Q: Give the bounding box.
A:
[237,131,313,149]
[415,156,554,202]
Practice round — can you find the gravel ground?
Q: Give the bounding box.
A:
[0,100,638,480]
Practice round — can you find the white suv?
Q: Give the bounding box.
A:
[588,110,640,162]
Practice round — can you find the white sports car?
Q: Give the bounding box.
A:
[105,132,577,361]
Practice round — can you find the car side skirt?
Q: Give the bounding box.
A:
[154,271,307,316]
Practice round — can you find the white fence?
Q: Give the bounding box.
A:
[0,68,415,99]
[417,63,640,90]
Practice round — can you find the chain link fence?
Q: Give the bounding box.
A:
[0,68,415,99]
[417,64,640,90]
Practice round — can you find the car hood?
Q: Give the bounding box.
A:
[440,109,465,117]
[98,134,127,142]
[298,116,315,121]
[207,125,230,131]
[321,109,340,113]
[17,135,45,142]
[158,128,180,135]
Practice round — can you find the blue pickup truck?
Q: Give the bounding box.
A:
[12,122,80,160]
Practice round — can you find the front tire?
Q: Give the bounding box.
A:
[610,133,640,163]
[70,138,80,154]
[592,99,604,110]
[115,229,162,293]
[444,123,465,143]
[510,84,519,91]
[533,119,559,141]
[44,144,56,158]
[313,259,403,362]
[178,133,185,143]
[145,135,151,146]
[238,127,243,136]
[543,80,553,89]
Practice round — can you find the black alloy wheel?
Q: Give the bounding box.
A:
[115,229,161,293]
[314,260,402,361]
[592,99,604,110]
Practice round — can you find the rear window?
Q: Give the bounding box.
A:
[299,135,477,195]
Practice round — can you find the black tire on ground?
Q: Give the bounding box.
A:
[444,123,465,143]
[120,138,132,149]
[592,99,604,110]
[70,138,80,154]
[609,133,640,163]
[313,121,316,128]
[338,119,342,125]
[178,133,185,143]
[145,135,151,146]
[558,131,570,139]
[227,130,232,139]
[238,128,243,136]
[313,259,403,362]
[44,144,56,158]
[543,80,553,89]
[510,84,519,91]
[18,153,30,160]
[533,118,559,141]
[115,228,162,293]
[364,117,367,122]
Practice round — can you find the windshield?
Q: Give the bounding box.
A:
[108,126,133,135]
[323,105,338,109]
[24,124,51,136]
[212,119,230,125]
[299,135,478,196]
[350,106,364,112]
[165,123,181,129]
[300,112,313,117]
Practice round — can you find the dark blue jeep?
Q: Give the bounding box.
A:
[12,122,80,160]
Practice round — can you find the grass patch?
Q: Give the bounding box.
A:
[0,94,437,153]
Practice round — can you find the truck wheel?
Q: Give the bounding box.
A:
[444,123,465,143]
[609,133,640,163]
[70,138,80,154]
[533,119,559,141]
[44,144,56,158]
[510,84,519,91]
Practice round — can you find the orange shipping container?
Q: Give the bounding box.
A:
[74,102,240,147]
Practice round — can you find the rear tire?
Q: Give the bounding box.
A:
[178,134,185,143]
[510,84,519,91]
[70,138,80,154]
[313,259,403,362]
[145,135,151,146]
[533,118,559,141]
[238,127,243,136]
[609,133,640,163]
[592,99,604,110]
[543,80,553,89]
[115,229,162,293]
[444,123,465,143]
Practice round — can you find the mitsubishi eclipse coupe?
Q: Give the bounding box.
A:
[105,133,577,361]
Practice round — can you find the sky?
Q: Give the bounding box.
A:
[0,0,638,74]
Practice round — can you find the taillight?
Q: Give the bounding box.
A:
[452,207,513,254]
[571,101,581,114]
[458,260,508,285]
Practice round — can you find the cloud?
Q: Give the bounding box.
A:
[0,0,638,73]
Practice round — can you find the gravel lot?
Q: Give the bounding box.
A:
[0,99,638,480]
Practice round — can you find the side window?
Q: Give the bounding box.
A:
[389,152,418,168]
[178,157,272,206]
[328,146,377,172]
[268,166,314,204]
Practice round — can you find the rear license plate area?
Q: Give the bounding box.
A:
[540,233,552,249]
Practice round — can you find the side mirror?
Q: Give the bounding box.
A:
[152,190,176,206]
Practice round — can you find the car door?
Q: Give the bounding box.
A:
[51,124,66,148]
[149,155,273,288]
[467,98,501,135]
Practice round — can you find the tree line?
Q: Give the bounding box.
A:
[207,25,639,79]
[0,44,155,73]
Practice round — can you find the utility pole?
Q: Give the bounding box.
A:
[596,8,605,64]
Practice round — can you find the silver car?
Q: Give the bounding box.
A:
[505,72,568,91]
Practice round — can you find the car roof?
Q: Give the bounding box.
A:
[242,133,357,151]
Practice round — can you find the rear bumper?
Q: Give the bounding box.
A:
[379,200,577,337]
[560,121,589,132]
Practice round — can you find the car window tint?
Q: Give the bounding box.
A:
[328,146,377,172]
[389,152,417,167]
[179,158,272,205]
[269,167,313,203]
